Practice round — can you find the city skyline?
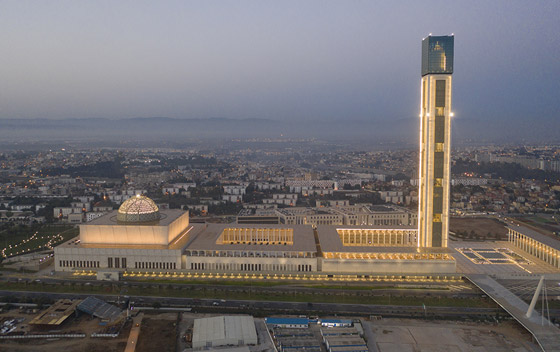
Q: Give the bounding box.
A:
[1,3,560,350]
[1,1,559,130]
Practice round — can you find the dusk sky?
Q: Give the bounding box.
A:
[1,1,559,124]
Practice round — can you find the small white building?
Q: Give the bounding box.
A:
[223,185,247,195]
[223,194,243,202]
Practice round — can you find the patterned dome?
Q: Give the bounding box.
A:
[117,195,160,223]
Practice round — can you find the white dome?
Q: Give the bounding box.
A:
[117,195,160,223]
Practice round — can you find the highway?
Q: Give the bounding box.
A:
[0,289,509,320]
[0,275,481,299]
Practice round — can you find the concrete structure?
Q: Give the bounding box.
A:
[29,299,81,326]
[317,225,455,274]
[184,224,317,273]
[507,226,560,268]
[321,326,368,352]
[277,207,344,226]
[332,205,417,226]
[467,274,560,352]
[237,209,280,224]
[192,315,257,349]
[55,194,454,276]
[272,205,417,227]
[451,177,488,186]
[223,185,247,195]
[223,194,243,202]
[55,196,191,272]
[418,35,454,248]
[323,336,368,352]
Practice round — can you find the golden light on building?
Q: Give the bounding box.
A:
[418,35,454,248]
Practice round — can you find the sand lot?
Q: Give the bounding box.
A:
[136,312,177,352]
[0,311,130,352]
[370,318,538,352]
[450,217,508,239]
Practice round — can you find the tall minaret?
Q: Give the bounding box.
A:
[418,35,454,248]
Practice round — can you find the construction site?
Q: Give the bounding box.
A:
[0,297,130,352]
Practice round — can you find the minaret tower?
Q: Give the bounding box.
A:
[418,35,454,248]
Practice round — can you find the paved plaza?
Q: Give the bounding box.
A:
[449,241,560,276]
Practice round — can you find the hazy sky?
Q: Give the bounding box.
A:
[1,1,559,123]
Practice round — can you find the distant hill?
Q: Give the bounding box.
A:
[0,116,557,147]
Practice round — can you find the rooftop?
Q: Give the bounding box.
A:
[193,315,257,347]
[316,225,451,254]
[185,224,317,252]
[265,317,309,325]
[29,299,81,326]
[508,225,560,251]
[86,209,185,227]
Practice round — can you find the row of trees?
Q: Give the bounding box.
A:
[452,159,559,182]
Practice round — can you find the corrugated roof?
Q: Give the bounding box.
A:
[265,317,309,325]
[77,296,122,321]
[193,315,257,347]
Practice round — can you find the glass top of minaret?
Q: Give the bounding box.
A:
[422,35,454,76]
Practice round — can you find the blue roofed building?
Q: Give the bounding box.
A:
[265,317,309,329]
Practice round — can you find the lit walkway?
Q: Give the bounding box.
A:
[124,312,143,352]
[466,274,560,352]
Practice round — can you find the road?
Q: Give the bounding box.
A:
[0,289,509,320]
[0,275,480,299]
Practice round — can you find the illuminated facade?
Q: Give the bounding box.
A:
[55,196,191,272]
[418,35,454,248]
[508,226,560,268]
[54,196,455,275]
[53,37,459,278]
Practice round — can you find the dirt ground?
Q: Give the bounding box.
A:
[136,312,178,352]
[0,309,131,352]
[370,318,538,352]
[450,217,508,239]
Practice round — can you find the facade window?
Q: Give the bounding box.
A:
[122,258,127,268]
[108,257,113,268]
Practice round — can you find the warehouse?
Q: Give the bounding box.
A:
[192,315,257,349]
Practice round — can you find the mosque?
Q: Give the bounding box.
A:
[54,35,457,277]
[54,194,455,276]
